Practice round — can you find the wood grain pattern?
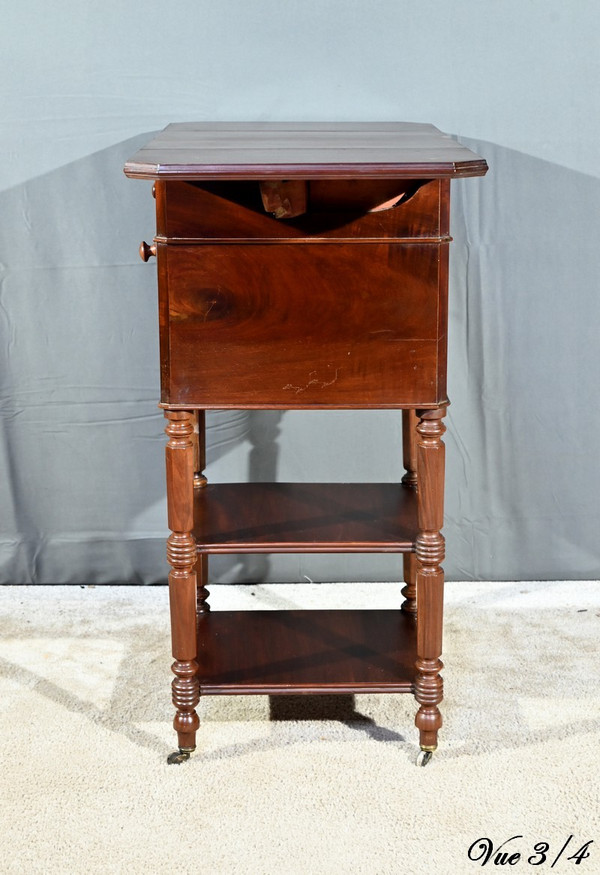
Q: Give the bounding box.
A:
[401,409,419,489]
[162,242,443,408]
[126,123,486,760]
[436,183,451,403]
[193,483,418,553]
[401,409,419,615]
[196,609,416,694]
[157,178,444,241]
[192,410,210,613]
[414,407,446,751]
[165,410,199,751]
[402,553,418,617]
[124,122,488,180]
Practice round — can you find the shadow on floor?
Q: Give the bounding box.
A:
[269,694,405,742]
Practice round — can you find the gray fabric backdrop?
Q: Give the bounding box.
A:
[2,1,599,583]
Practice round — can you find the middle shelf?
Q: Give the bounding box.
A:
[193,482,418,554]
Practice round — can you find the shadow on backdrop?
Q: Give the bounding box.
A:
[0,135,598,582]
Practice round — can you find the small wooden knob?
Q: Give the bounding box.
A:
[139,241,157,262]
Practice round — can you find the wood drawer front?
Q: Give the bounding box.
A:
[161,243,444,408]
[157,179,447,241]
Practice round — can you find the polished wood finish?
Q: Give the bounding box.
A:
[160,241,446,409]
[155,177,446,241]
[196,610,416,695]
[192,410,210,613]
[414,408,446,751]
[401,410,419,614]
[164,410,200,750]
[402,409,419,489]
[192,410,207,489]
[193,483,418,553]
[125,123,486,760]
[402,553,418,617]
[124,122,488,180]
[139,240,157,261]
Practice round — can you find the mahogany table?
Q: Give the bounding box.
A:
[124,123,487,765]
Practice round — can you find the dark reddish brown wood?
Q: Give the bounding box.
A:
[193,483,417,553]
[156,178,444,241]
[438,178,451,236]
[165,410,200,752]
[401,409,419,490]
[156,233,170,400]
[161,242,443,409]
[401,410,418,614]
[195,553,209,614]
[192,410,210,613]
[402,554,418,616]
[192,410,207,489]
[196,610,416,694]
[126,124,486,762]
[123,122,488,180]
[414,407,446,752]
[436,182,451,403]
[139,240,156,261]
[401,411,419,616]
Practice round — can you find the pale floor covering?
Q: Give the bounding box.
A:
[0,581,599,874]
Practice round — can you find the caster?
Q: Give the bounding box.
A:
[167,748,193,765]
[416,749,433,767]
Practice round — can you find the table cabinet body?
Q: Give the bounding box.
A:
[124,123,487,764]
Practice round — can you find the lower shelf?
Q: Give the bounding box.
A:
[197,609,416,695]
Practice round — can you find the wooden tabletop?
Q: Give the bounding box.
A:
[124,122,488,181]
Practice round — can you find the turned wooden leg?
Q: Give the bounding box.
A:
[165,410,200,762]
[402,554,418,617]
[414,407,446,757]
[193,410,210,613]
[401,410,418,615]
[401,409,418,490]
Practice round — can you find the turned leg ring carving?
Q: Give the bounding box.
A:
[192,411,210,613]
[165,410,200,757]
[413,408,446,754]
[401,410,418,615]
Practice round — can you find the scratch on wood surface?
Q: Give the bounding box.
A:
[283,369,340,394]
[203,299,217,321]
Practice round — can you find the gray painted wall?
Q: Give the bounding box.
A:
[2,1,599,583]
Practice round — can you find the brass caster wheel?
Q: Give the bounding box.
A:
[416,749,433,767]
[167,748,193,765]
